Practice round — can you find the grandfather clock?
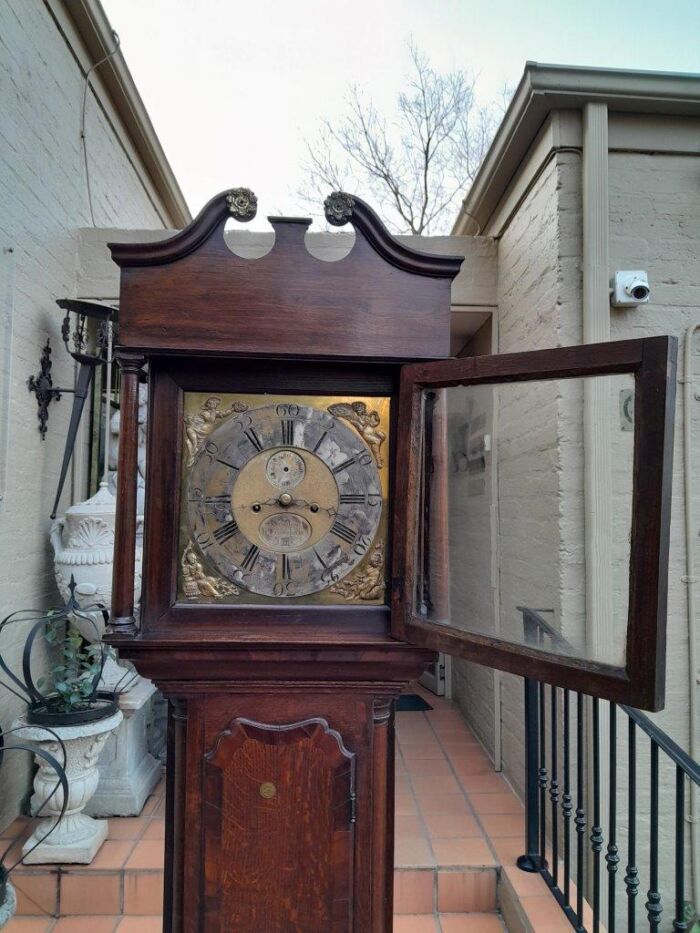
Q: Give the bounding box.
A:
[108,189,676,932]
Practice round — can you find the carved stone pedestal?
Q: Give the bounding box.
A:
[86,679,161,817]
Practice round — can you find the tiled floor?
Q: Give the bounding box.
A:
[3,686,573,932]
[2,778,166,928]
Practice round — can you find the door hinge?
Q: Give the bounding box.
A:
[350,791,357,824]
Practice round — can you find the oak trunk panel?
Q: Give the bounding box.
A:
[203,719,354,932]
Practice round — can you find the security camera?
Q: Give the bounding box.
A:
[611,271,651,308]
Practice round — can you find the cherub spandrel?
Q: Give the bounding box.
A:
[184,397,248,467]
[181,541,239,600]
[327,401,386,468]
[331,543,385,601]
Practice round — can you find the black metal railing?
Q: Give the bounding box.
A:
[517,607,700,932]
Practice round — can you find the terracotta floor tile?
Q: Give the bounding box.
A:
[53,919,118,932]
[396,794,419,816]
[422,812,481,839]
[123,870,165,915]
[395,814,424,839]
[396,775,412,795]
[393,869,435,913]
[426,709,466,722]
[469,793,523,816]
[142,819,165,840]
[394,836,435,868]
[435,727,475,741]
[0,817,30,840]
[152,799,166,818]
[140,796,160,818]
[400,743,445,760]
[502,864,551,898]
[125,839,165,870]
[437,870,497,913]
[405,758,454,778]
[412,775,462,796]
[457,773,512,795]
[489,835,523,866]
[478,813,525,838]
[116,917,164,932]
[439,913,504,932]
[106,817,149,840]
[60,872,121,915]
[2,919,54,932]
[430,837,496,868]
[392,916,439,933]
[86,840,136,870]
[13,872,59,916]
[520,895,573,931]
[450,754,494,776]
[418,794,471,815]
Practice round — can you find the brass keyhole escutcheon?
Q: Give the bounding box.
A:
[259,781,276,799]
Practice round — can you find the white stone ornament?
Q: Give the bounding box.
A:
[0,879,17,928]
[50,481,142,694]
[85,679,161,818]
[13,711,123,864]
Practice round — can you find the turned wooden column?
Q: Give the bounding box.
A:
[110,351,145,633]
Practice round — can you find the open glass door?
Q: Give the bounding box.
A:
[392,337,677,711]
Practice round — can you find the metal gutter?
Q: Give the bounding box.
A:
[453,62,700,236]
[60,0,191,227]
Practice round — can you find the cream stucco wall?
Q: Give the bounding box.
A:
[0,0,180,828]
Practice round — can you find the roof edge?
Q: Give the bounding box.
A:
[62,0,191,227]
[453,62,700,235]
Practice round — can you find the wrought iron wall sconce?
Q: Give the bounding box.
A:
[26,299,116,517]
[27,338,63,440]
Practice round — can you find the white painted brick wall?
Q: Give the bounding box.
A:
[454,136,698,916]
[451,154,582,796]
[0,1,172,828]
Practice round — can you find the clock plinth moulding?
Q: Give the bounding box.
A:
[106,188,462,932]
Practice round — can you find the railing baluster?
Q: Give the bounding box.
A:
[646,741,662,930]
[550,685,559,889]
[576,692,586,926]
[625,718,639,932]
[606,702,619,933]
[673,765,688,932]
[518,677,545,872]
[539,682,548,864]
[591,697,603,933]
[563,688,572,908]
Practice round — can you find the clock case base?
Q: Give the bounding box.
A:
[113,640,432,933]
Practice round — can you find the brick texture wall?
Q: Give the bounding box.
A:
[0,0,172,828]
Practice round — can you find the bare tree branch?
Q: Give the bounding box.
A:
[299,42,511,234]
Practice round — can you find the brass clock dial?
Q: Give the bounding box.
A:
[185,401,385,599]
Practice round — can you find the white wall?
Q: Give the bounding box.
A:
[0,0,174,828]
[453,110,700,916]
[450,150,584,796]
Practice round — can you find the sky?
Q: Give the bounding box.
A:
[102,0,700,229]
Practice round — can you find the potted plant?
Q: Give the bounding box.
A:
[0,725,68,927]
[0,578,123,863]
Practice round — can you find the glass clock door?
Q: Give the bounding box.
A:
[392,337,676,711]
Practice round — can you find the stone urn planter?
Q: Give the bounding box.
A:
[12,710,123,864]
[0,874,17,929]
[50,482,143,694]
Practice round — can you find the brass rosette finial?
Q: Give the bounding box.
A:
[226,188,258,222]
[324,192,355,227]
